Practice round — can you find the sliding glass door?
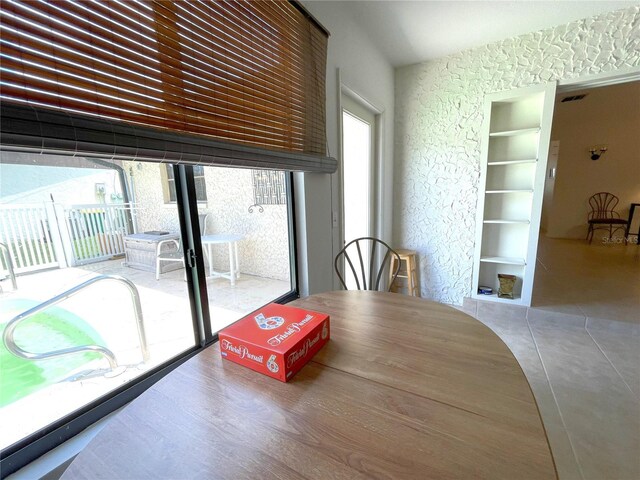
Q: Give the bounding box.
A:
[0,153,198,452]
[0,154,297,470]
[195,166,296,335]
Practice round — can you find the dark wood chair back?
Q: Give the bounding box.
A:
[588,192,621,220]
[586,192,629,244]
[334,237,401,291]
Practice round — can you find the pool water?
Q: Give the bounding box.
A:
[0,299,106,407]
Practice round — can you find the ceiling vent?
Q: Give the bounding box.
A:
[560,94,588,103]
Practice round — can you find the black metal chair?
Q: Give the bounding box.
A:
[586,192,628,244]
[334,237,401,291]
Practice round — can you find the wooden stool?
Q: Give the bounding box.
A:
[389,249,419,296]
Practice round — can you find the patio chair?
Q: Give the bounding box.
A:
[199,213,211,235]
[155,238,185,280]
[334,237,401,291]
[155,214,210,280]
[0,242,17,291]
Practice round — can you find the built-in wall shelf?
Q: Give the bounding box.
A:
[472,82,556,307]
[485,189,534,194]
[483,219,530,224]
[476,293,522,304]
[487,159,537,166]
[480,256,526,266]
[489,127,540,137]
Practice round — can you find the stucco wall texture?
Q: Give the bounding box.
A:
[127,162,291,282]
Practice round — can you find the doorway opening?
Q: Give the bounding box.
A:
[341,95,376,289]
[342,96,374,244]
[533,80,640,323]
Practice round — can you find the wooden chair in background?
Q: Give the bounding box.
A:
[389,249,419,296]
[586,192,628,244]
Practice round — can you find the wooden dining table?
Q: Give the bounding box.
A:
[62,291,557,479]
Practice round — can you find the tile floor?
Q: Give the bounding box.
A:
[532,235,639,324]
[457,235,639,480]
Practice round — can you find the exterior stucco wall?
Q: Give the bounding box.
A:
[127,162,290,282]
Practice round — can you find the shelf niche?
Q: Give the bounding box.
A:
[472,83,556,307]
[484,191,533,222]
[477,262,524,301]
[488,94,544,133]
[486,162,536,191]
[488,133,540,163]
[480,223,529,260]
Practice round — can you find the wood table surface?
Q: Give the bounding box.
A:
[63,291,557,479]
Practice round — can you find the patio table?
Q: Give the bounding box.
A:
[201,234,243,285]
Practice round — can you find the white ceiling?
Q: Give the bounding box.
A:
[311,1,639,67]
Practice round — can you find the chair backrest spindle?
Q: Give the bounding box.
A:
[588,192,620,220]
[344,250,361,290]
[369,241,377,290]
[334,237,401,292]
[355,241,366,290]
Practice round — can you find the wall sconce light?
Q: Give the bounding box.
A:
[589,145,607,161]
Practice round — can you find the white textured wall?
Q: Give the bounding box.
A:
[126,162,290,281]
[395,7,640,304]
[128,162,181,233]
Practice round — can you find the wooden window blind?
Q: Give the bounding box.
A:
[0,0,335,172]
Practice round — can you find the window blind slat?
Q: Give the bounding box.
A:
[164,43,305,104]
[172,3,306,75]
[13,0,160,57]
[0,26,163,88]
[53,1,159,51]
[0,0,331,164]
[0,62,165,109]
[1,5,162,72]
[0,48,164,101]
[191,1,307,72]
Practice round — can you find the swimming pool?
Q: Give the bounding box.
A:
[0,299,107,407]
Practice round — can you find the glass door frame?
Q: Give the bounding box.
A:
[2,166,209,474]
[2,163,300,476]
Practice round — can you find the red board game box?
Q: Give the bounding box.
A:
[218,303,330,382]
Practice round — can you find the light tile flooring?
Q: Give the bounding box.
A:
[458,236,639,480]
[532,235,639,324]
[0,259,290,450]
